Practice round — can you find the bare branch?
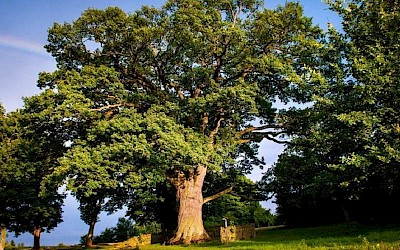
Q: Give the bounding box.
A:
[239,135,291,145]
[231,191,276,202]
[236,124,283,137]
[237,124,291,145]
[239,139,251,144]
[209,117,224,144]
[226,2,235,26]
[91,103,134,112]
[232,3,243,27]
[193,85,202,98]
[264,135,291,144]
[178,88,185,100]
[106,95,121,101]
[201,112,208,133]
[203,186,234,204]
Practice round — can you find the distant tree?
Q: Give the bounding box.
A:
[0,97,66,250]
[80,218,139,244]
[0,103,10,250]
[203,195,274,227]
[253,203,276,227]
[203,172,267,227]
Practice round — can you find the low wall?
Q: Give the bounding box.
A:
[115,234,152,248]
[116,224,256,247]
[220,224,256,243]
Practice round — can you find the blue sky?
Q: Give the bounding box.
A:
[0,0,341,246]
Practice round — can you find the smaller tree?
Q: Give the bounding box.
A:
[0,103,10,250]
[3,96,67,250]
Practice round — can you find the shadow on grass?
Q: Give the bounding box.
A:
[188,223,400,249]
[25,224,400,250]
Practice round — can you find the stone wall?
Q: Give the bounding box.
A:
[115,234,152,248]
[219,224,256,243]
[116,224,256,247]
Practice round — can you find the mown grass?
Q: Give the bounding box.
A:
[139,224,400,250]
[9,224,400,250]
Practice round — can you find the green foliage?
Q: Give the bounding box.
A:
[203,173,274,227]
[31,0,323,237]
[71,224,400,249]
[80,218,139,244]
[265,0,400,226]
[0,102,64,245]
[204,197,275,228]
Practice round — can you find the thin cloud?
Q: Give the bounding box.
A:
[0,35,51,58]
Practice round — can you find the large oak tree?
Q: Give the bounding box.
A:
[38,0,322,244]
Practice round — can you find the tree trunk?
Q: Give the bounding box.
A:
[341,203,350,223]
[0,224,6,250]
[85,220,96,248]
[168,165,210,245]
[32,226,41,250]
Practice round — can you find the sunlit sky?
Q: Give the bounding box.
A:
[0,0,340,246]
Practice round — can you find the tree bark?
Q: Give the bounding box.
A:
[0,224,6,250]
[32,226,41,250]
[168,165,210,245]
[85,220,96,248]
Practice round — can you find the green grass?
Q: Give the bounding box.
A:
[139,224,400,250]
[8,224,400,250]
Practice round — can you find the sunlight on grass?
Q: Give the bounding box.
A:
[138,224,400,250]
[7,224,400,250]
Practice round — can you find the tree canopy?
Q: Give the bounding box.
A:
[265,0,400,226]
[4,0,398,245]
[36,0,322,244]
[0,102,65,250]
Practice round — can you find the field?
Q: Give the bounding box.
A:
[8,224,400,250]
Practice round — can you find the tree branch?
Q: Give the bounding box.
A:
[231,191,276,202]
[209,117,224,144]
[91,103,134,112]
[193,87,201,98]
[237,125,291,145]
[201,112,208,133]
[203,186,234,204]
[236,124,283,137]
[224,67,252,83]
[178,88,185,100]
[264,135,291,144]
[212,38,229,82]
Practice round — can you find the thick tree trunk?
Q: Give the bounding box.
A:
[168,165,210,245]
[85,220,96,248]
[32,226,41,250]
[0,224,6,250]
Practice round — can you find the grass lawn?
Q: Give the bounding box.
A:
[139,224,400,250]
[9,224,400,250]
